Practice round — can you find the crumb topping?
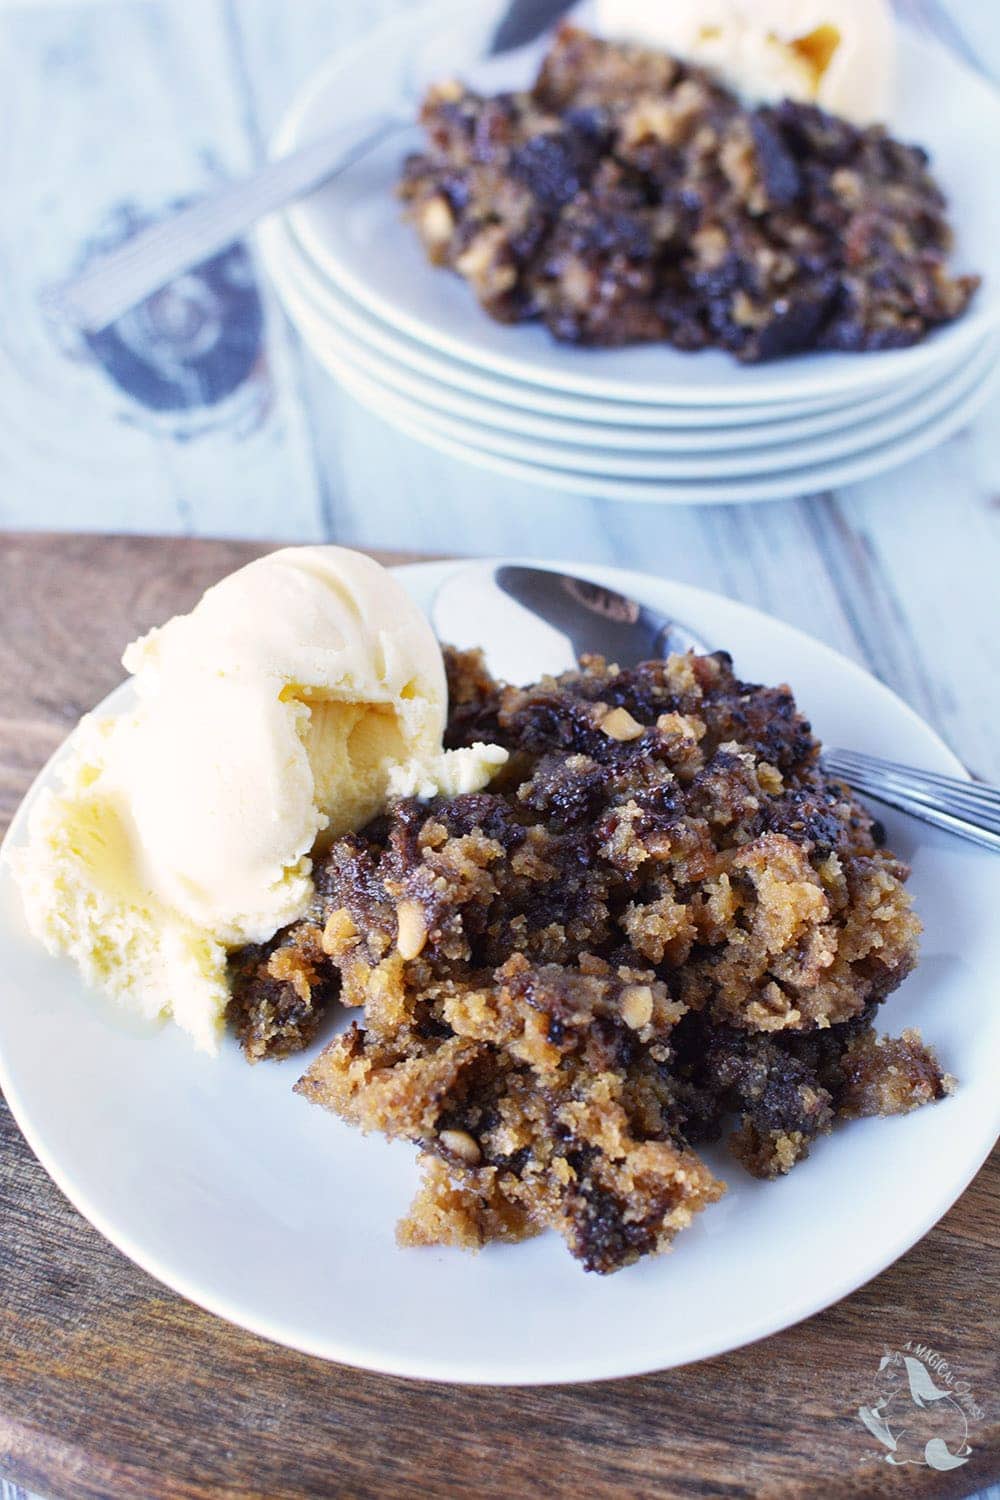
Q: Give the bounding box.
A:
[398,26,978,362]
[229,648,947,1273]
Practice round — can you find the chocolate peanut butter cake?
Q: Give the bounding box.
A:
[229,648,950,1274]
[398,26,978,362]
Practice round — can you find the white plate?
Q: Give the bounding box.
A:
[276,296,999,480]
[263,214,974,455]
[1,560,998,1385]
[290,314,1000,503]
[266,215,996,478]
[263,217,949,431]
[279,1,999,407]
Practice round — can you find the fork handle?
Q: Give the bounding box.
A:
[823,751,1000,854]
[42,112,402,335]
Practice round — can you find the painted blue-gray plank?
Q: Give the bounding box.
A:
[0,1,996,764]
[0,0,325,540]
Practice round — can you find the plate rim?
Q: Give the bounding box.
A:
[263,217,997,477]
[260,214,980,454]
[291,329,1000,503]
[269,304,1000,478]
[260,216,953,428]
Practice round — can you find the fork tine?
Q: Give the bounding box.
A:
[830,770,1000,853]
[824,749,1000,807]
[858,782,1000,835]
[824,758,1000,828]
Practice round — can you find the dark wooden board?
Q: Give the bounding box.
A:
[0,534,996,1500]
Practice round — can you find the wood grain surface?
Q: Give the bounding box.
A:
[0,533,996,1500]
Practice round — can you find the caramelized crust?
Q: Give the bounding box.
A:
[231,649,948,1272]
[399,25,978,362]
[227,923,336,1062]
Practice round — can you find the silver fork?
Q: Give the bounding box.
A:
[42,0,574,334]
[433,564,1000,855]
[822,750,1000,854]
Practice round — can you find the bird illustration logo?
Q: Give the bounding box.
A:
[858,1347,973,1471]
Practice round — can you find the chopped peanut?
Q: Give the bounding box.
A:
[439,1129,482,1165]
[620,984,654,1030]
[321,907,358,957]
[396,899,428,960]
[601,707,646,742]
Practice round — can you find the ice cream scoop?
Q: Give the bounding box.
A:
[13,547,506,1052]
[595,0,896,125]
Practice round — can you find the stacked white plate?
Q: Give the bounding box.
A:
[259,0,1000,505]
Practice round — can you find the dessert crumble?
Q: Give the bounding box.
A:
[398,26,978,362]
[229,648,949,1273]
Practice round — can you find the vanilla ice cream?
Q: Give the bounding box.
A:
[595,0,896,126]
[13,547,506,1052]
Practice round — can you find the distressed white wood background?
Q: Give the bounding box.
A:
[0,0,997,785]
[0,2,998,1495]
